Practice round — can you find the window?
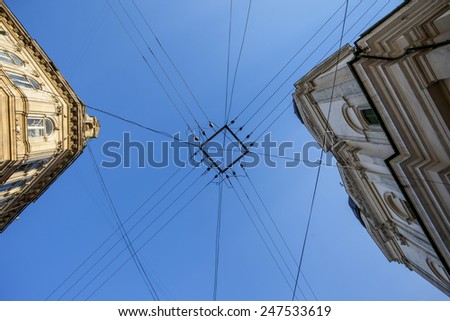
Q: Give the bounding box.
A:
[0,50,24,66]
[28,77,40,89]
[27,118,54,138]
[7,73,40,89]
[0,180,23,193]
[361,108,380,125]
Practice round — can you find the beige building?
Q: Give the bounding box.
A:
[293,0,449,295]
[0,1,99,232]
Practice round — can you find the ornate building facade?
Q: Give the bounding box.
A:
[293,0,449,295]
[0,1,99,232]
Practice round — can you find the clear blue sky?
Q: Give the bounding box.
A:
[1,0,448,301]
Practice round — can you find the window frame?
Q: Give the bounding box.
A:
[0,49,24,66]
[0,180,23,193]
[361,108,381,126]
[7,72,40,90]
[27,117,54,139]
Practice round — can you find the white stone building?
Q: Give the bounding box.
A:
[293,0,449,295]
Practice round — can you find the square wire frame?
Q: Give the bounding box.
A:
[200,125,249,173]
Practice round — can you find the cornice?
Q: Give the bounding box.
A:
[0,2,94,232]
[355,0,449,56]
[0,3,86,154]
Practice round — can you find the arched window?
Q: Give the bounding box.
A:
[0,50,24,66]
[384,192,412,222]
[27,118,54,138]
[0,180,24,193]
[7,73,40,89]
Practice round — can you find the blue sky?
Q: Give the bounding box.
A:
[1,0,448,301]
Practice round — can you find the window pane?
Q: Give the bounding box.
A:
[28,77,40,89]
[13,80,33,89]
[7,73,27,81]
[0,183,14,192]
[0,51,13,64]
[7,73,39,90]
[45,119,53,136]
[28,118,44,127]
[362,108,380,125]
[28,128,44,137]
[0,56,12,64]
[0,51,23,66]
[28,118,45,138]
[0,180,22,192]
[8,73,32,88]
[10,53,23,66]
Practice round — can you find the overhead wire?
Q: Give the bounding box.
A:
[85,105,199,148]
[37,0,402,302]
[139,255,176,300]
[220,0,235,169]
[316,0,380,61]
[72,166,209,300]
[93,0,442,185]
[241,167,318,300]
[68,2,108,80]
[233,173,310,300]
[118,0,204,131]
[234,0,365,133]
[227,1,404,170]
[213,179,224,300]
[75,0,396,301]
[226,0,252,124]
[223,0,234,125]
[131,0,212,125]
[216,1,236,292]
[349,0,390,43]
[106,0,193,132]
[86,105,176,140]
[227,177,305,300]
[251,100,293,144]
[241,92,293,142]
[232,144,446,190]
[238,147,450,187]
[57,162,201,300]
[235,0,382,146]
[229,0,361,125]
[47,161,185,300]
[291,0,350,301]
[249,151,328,168]
[85,174,218,300]
[86,145,159,300]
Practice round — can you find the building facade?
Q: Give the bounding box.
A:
[0,1,99,232]
[293,0,449,295]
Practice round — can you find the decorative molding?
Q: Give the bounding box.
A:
[293,0,450,295]
[0,2,99,232]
